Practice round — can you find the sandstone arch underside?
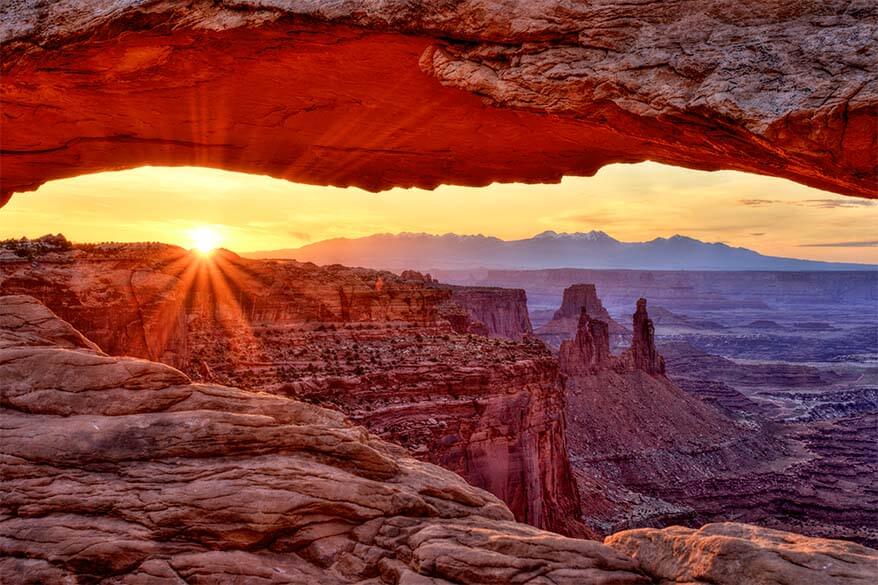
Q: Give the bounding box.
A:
[1,0,876,205]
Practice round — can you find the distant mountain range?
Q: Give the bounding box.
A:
[243,231,876,271]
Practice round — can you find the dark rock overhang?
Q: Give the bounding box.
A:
[1,0,876,205]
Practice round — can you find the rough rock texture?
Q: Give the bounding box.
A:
[564,365,780,536]
[0,242,586,537]
[440,285,533,340]
[554,294,782,536]
[620,298,666,376]
[555,295,663,378]
[4,295,876,584]
[559,308,611,375]
[606,523,878,585]
[0,294,651,584]
[537,284,625,349]
[2,1,877,203]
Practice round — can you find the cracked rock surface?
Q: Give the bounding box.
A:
[1,0,876,201]
[606,523,878,585]
[1,295,877,583]
[0,294,647,584]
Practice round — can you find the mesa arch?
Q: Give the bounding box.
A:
[1,1,876,206]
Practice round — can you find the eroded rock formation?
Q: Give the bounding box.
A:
[553,292,782,535]
[537,283,625,349]
[437,284,533,340]
[606,523,878,585]
[553,292,664,378]
[0,240,585,537]
[2,1,876,202]
[3,295,877,584]
[620,298,666,376]
[0,294,644,584]
[559,308,611,375]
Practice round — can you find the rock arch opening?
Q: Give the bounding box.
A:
[2,3,878,580]
[5,164,876,266]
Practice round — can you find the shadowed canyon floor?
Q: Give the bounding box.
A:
[2,294,878,584]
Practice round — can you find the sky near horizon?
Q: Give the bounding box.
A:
[2,162,876,264]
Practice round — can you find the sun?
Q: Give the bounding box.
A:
[189,226,223,255]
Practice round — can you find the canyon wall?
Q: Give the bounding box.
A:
[438,284,533,340]
[0,239,585,537]
[4,294,876,584]
[557,294,784,535]
[555,289,877,546]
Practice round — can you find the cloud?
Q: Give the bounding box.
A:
[799,240,878,248]
[801,199,877,209]
[738,199,780,206]
[738,198,876,209]
[750,232,766,236]
[288,231,312,242]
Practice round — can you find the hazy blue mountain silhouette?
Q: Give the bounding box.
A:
[244,231,875,271]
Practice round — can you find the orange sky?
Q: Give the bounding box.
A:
[2,162,876,264]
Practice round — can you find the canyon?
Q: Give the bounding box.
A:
[1,2,876,581]
[537,283,626,350]
[0,237,585,538]
[2,1,877,203]
[3,236,874,552]
[4,293,878,584]
[434,283,533,341]
[442,270,878,547]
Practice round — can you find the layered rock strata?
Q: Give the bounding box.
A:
[537,283,626,349]
[2,1,876,202]
[0,294,644,584]
[436,284,533,340]
[0,241,585,537]
[3,295,877,584]
[557,296,783,535]
[606,523,878,585]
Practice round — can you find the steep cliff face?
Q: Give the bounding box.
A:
[2,1,876,202]
[438,285,533,340]
[0,241,585,537]
[0,294,639,583]
[559,308,611,375]
[620,298,666,376]
[555,295,783,534]
[4,295,876,584]
[537,283,626,349]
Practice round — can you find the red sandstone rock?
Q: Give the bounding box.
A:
[0,294,650,584]
[559,308,611,375]
[3,294,876,584]
[553,292,782,535]
[606,523,878,585]
[0,241,586,537]
[1,2,876,201]
[621,298,666,376]
[537,283,626,349]
[440,285,534,340]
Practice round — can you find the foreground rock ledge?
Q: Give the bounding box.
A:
[2,293,877,584]
[1,1,876,202]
